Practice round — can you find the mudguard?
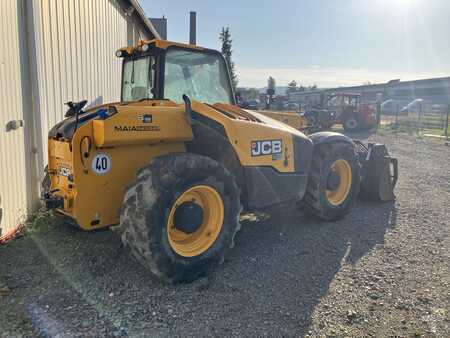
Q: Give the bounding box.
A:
[309,131,354,146]
[354,141,398,201]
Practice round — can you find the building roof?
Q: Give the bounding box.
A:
[332,76,450,91]
[289,76,450,96]
[119,0,161,39]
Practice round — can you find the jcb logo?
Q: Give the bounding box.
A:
[251,139,282,156]
[58,165,72,178]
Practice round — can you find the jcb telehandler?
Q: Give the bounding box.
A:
[260,93,377,133]
[43,40,397,282]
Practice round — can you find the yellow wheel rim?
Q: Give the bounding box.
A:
[167,185,224,257]
[326,159,352,206]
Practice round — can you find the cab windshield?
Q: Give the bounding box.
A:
[164,48,233,104]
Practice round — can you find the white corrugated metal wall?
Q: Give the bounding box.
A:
[0,0,142,234]
[0,0,30,235]
[28,0,133,179]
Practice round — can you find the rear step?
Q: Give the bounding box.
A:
[354,140,398,202]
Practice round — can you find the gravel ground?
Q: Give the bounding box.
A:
[0,132,449,337]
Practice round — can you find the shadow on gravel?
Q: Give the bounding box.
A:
[225,200,397,336]
[0,199,397,336]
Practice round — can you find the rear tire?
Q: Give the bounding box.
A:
[343,114,361,132]
[120,153,241,283]
[305,111,319,128]
[321,122,334,130]
[304,142,360,221]
[41,165,50,200]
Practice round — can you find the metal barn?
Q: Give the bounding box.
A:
[0,0,159,237]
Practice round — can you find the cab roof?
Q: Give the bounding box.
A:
[116,39,204,56]
[331,92,361,97]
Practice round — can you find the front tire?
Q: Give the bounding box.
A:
[304,142,360,221]
[120,153,241,283]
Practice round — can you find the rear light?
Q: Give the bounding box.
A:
[115,50,129,58]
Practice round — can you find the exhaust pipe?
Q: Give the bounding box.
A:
[189,11,196,45]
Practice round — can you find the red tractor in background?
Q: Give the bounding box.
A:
[304,92,376,132]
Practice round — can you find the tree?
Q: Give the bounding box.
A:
[235,87,260,101]
[246,88,260,100]
[308,84,318,90]
[220,27,238,90]
[267,76,276,96]
[244,88,259,100]
[287,80,298,93]
[266,76,276,109]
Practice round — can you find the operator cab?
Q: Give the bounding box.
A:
[116,40,235,105]
[327,93,361,108]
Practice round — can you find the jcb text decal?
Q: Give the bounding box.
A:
[251,139,282,156]
[58,165,72,178]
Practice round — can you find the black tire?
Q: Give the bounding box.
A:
[41,166,50,207]
[304,142,360,221]
[120,153,241,283]
[321,122,334,130]
[343,114,361,132]
[306,111,318,128]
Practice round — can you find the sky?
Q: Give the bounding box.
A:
[140,0,450,88]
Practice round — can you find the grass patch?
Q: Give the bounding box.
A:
[379,121,449,138]
[379,123,423,137]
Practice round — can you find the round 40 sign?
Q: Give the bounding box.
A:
[92,153,112,175]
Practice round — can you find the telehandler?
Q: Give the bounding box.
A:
[259,110,308,130]
[260,92,377,132]
[43,40,397,282]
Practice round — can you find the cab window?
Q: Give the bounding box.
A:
[122,56,154,102]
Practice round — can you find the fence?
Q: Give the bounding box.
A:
[380,103,450,141]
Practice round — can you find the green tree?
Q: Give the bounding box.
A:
[235,87,260,101]
[267,76,276,95]
[247,88,260,100]
[266,76,276,108]
[287,80,298,93]
[220,27,238,90]
[246,88,259,100]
